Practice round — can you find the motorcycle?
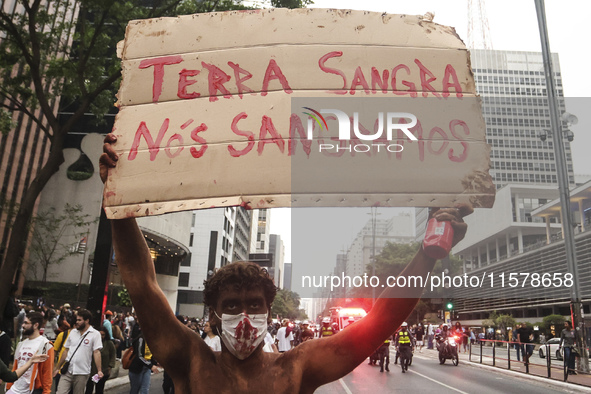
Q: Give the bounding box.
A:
[436,334,459,366]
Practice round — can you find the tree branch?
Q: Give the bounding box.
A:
[0,10,34,65]
[23,0,60,132]
[0,92,51,137]
[61,69,122,134]
[79,9,110,75]
[208,0,221,12]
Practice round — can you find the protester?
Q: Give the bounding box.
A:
[0,354,49,384]
[202,322,221,352]
[300,321,314,343]
[57,304,73,328]
[84,326,115,394]
[102,311,113,340]
[43,309,59,341]
[6,312,54,394]
[276,319,294,353]
[99,134,471,392]
[0,327,11,366]
[2,286,20,339]
[128,320,159,394]
[53,309,103,394]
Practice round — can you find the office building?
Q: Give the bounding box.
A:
[471,49,574,188]
[250,209,270,253]
[269,234,285,288]
[452,180,591,325]
[178,207,252,317]
[345,212,415,278]
[283,262,292,291]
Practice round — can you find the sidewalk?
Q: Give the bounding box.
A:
[104,365,166,391]
[104,366,131,391]
[420,346,591,390]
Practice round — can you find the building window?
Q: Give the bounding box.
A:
[178,272,190,287]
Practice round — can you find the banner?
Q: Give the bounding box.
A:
[104,8,494,218]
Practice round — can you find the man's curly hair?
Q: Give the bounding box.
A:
[203,262,277,309]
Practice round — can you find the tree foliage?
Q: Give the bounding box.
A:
[117,288,132,307]
[542,314,566,331]
[349,241,463,300]
[28,204,96,283]
[483,311,517,337]
[0,0,312,318]
[271,289,307,320]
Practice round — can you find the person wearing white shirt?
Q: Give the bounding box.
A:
[53,309,103,394]
[427,323,435,349]
[203,322,221,352]
[276,320,294,353]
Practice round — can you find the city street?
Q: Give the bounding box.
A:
[316,349,580,394]
[104,347,588,393]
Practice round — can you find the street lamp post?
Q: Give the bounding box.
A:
[535,0,589,373]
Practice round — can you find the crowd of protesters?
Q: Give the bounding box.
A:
[0,292,149,394]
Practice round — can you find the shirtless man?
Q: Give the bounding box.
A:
[99,133,472,393]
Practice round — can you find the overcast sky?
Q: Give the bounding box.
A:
[268,0,591,286]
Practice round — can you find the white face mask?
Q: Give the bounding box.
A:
[214,312,268,360]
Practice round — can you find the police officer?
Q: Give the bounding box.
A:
[395,322,414,373]
[378,336,392,372]
[320,318,335,338]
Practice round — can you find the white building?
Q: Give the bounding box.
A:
[453,184,562,272]
[178,207,251,317]
[471,49,574,188]
[345,212,415,278]
[250,209,270,253]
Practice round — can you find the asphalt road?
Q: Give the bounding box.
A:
[315,349,576,393]
[104,348,585,393]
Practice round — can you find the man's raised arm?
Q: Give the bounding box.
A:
[100,134,207,376]
[298,205,472,390]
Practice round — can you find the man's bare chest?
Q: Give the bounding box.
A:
[175,361,309,393]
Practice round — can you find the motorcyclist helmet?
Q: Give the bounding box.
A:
[401,322,408,327]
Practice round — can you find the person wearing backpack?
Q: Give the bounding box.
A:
[128,321,159,394]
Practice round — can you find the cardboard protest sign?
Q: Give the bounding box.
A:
[104,8,495,219]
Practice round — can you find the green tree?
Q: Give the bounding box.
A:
[542,314,566,334]
[349,241,462,301]
[482,310,498,330]
[0,0,312,316]
[483,311,516,339]
[28,203,96,283]
[271,289,307,320]
[495,314,517,338]
[117,288,132,307]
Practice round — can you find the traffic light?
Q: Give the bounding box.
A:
[446,301,453,310]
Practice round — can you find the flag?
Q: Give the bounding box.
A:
[78,236,87,254]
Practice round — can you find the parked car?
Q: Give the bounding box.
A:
[538,338,563,360]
